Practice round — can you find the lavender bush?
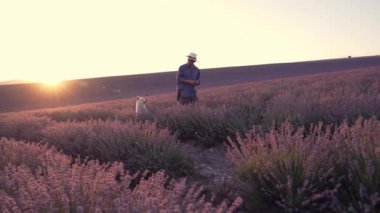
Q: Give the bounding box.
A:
[227,117,380,212]
[329,117,380,212]
[227,122,337,212]
[34,104,135,122]
[0,138,65,172]
[155,104,263,148]
[0,138,242,212]
[265,69,380,128]
[42,120,192,177]
[0,114,55,142]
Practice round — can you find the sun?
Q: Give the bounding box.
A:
[40,79,63,87]
[26,76,64,87]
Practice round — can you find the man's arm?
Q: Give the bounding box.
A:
[195,69,200,86]
[176,67,185,85]
[183,80,197,85]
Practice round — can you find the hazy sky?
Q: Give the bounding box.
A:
[1,0,379,83]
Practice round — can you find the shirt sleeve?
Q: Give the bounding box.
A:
[176,66,185,84]
[196,69,200,85]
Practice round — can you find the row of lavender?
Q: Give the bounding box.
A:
[0,138,241,212]
[0,67,379,211]
[19,67,380,147]
[228,117,380,212]
[1,118,378,212]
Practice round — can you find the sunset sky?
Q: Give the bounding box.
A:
[0,0,379,83]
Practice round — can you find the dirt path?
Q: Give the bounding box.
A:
[180,143,239,202]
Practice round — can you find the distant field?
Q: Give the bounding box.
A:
[0,66,379,212]
[1,55,380,113]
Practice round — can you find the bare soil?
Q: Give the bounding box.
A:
[180,143,239,204]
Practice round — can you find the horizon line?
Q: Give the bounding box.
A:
[1,54,379,85]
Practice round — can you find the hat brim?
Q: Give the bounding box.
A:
[187,56,197,61]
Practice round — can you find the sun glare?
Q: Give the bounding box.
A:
[26,77,64,88]
[41,79,62,87]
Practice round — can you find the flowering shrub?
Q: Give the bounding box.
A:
[0,138,242,212]
[329,117,380,212]
[264,69,380,128]
[0,114,54,142]
[0,138,68,172]
[227,117,380,212]
[155,104,263,148]
[34,104,136,122]
[227,122,336,211]
[42,119,192,177]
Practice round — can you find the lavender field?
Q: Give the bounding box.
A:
[1,67,380,212]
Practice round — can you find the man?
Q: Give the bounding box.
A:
[176,52,201,105]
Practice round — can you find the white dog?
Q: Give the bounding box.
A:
[135,96,152,120]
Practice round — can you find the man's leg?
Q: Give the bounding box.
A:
[189,96,198,104]
[179,96,190,105]
[180,96,197,105]
[177,91,181,102]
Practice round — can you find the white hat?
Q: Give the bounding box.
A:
[187,52,197,61]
